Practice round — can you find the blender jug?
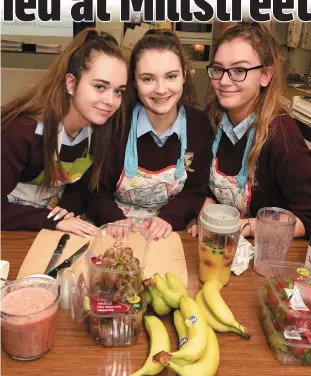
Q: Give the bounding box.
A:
[198,204,241,285]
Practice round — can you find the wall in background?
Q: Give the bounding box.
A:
[287,48,311,76]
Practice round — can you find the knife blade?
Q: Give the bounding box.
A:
[44,233,70,274]
[47,241,90,278]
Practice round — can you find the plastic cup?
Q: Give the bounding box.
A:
[253,207,296,276]
[1,276,59,360]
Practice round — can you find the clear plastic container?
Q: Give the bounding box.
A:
[258,287,311,365]
[198,204,241,285]
[70,224,150,346]
[263,261,311,337]
[87,291,146,346]
[70,273,146,346]
[88,224,150,305]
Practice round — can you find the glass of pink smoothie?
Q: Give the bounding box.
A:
[1,276,60,360]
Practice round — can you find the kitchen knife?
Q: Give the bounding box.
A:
[47,241,90,278]
[44,233,70,274]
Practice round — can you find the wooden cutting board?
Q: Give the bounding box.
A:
[17,229,188,286]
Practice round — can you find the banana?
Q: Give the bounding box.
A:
[165,272,188,297]
[173,309,188,348]
[154,296,208,362]
[147,285,171,316]
[155,324,220,376]
[131,315,170,376]
[153,273,182,309]
[144,287,152,305]
[171,310,191,367]
[202,280,250,339]
[196,290,243,336]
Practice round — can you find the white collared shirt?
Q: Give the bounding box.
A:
[220,112,256,145]
[136,106,182,147]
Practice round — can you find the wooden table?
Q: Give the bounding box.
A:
[1,231,309,376]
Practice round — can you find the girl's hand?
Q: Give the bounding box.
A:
[187,197,216,238]
[142,217,172,240]
[56,217,99,238]
[240,218,256,237]
[47,206,75,221]
[107,219,136,239]
[187,223,198,237]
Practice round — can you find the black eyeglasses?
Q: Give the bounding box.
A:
[206,65,264,82]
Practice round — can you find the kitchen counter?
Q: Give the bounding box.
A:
[284,87,311,100]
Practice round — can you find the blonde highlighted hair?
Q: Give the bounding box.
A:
[206,23,289,187]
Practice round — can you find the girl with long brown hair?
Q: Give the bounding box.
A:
[189,23,311,238]
[2,28,128,236]
[87,28,214,240]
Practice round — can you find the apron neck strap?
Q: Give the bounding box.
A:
[212,127,223,157]
[237,127,255,187]
[212,126,256,188]
[174,107,187,178]
[124,104,187,178]
[124,103,140,177]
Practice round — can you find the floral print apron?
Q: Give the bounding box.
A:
[209,127,255,217]
[7,124,93,209]
[114,103,188,224]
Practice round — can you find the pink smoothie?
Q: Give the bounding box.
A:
[1,286,59,360]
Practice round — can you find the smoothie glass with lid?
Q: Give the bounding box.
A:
[198,204,241,286]
[1,276,60,361]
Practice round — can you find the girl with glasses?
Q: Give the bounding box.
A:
[87,29,214,240]
[189,23,311,238]
[2,29,128,236]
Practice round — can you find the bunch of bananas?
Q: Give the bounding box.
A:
[196,280,251,339]
[143,272,188,314]
[131,274,251,376]
[131,297,220,376]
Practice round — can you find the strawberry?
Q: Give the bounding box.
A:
[223,259,233,268]
[281,304,310,329]
[203,259,214,267]
[289,338,309,358]
[275,278,293,292]
[267,287,279,309]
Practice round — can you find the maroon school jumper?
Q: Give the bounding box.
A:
[2,115,90,230]
[209,113,311,236]
[87,105,214,230]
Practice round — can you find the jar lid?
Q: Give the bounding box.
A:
[199,204,241,234]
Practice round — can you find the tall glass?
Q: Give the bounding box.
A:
[253,207,296,276]
[1,277,59,360]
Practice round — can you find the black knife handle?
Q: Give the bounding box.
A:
[47,259,72,278]
[55,234,70,253]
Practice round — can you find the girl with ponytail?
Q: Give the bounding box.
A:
[87,28,214,240]
[189,23,311,238]
[2,28,128,236]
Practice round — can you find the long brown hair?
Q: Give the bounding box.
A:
[1,28,127,191]
[206,23,289,187]
[128,28,196,107]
